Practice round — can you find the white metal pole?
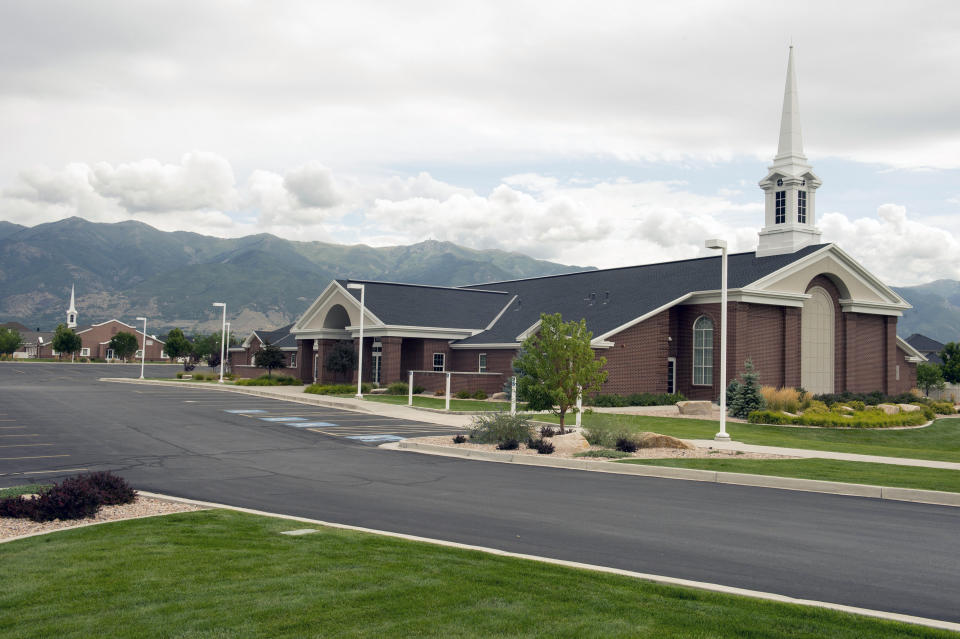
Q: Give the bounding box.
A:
[219,304,226,383]
[510,376,517,416]
[356,285,365,399]
[445,372,451,411]
[137,316,147,379]
[408,370,414,406]
[575,385,582,429]
[717,245,729,440]
[225,322,231,378]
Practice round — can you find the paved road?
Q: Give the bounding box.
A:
[2,363,960,624]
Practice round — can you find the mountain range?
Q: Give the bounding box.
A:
[0,217,591,335]
[0,217,957,343]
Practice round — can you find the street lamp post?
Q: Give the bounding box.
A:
[212,302,226,383]
[225,322,231,377]
[136,316,147,379]
[347,283,365,399]
[705,239,730,441]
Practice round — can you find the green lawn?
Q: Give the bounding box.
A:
[620,458,960,493]
[361,394,526,412]
[0,510,952,638]
[536,413,960,463]
[0,484,50,498]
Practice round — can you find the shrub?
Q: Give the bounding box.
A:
[760,386,801,413]
[83,471,136,505]
[587,392,686,408]
[0,496,35,518]
[539,425,556,438]
[574,449,633,459]
[931,401,956,415]
[305,383,371,395]
[434,389,445,396]
[473,390,488,400]
[235,374,302,386]
[469,412,533,445]
[848,400,866,411]
[0,472,137,522]
[527,438,555,454]
[729,360,765,418]
[583,428,618,448]
[176,371,184,379]
[615,435,638,453]
[452,434,467,444]
[192,372,207,381]
[496,439,520,450]
[455,390,472,399]
[387,382,409,395]
[590,394,628,407]
[748,408,929,428]
[803,400,830,414]
[413,385,426,394]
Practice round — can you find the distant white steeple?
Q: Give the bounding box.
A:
[756,46,823,257]
[66,284,77,328]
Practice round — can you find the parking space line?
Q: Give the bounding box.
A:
[0,443,53,448]
[0,426,25,430]
[0,434,40,438]
[0,467,88,478]
[0,454,70,461]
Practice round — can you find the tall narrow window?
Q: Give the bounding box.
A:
[775,191,786,224]
[433,353,445,372]
[372,341,382,384]
[478,353,487,372]
[692,316,714,386]
[797,190,807,223]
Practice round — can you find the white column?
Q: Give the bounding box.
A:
[408,370,414,406]
[575,385,582,429]
[510,376,517,416]
[445,372,451,411]
[136,316,147,379]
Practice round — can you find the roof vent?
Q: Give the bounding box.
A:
[585,292,596,306]
[603,291,611,305]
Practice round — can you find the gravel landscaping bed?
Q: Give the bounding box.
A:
[1,495,205,541]
[408,435,793,460]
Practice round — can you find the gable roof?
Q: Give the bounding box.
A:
[252,323,297,349]
[906,333,943,364]
[456,244,827,345]
[337,280,511,330]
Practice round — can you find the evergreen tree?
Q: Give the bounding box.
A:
[729,360,765,419]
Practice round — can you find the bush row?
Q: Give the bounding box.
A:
[747,409,929,428]
[0,472,135,522]
[586,392,686,408]
[235,374,302,386]
[304,383,372,395]
[455,390,489,400]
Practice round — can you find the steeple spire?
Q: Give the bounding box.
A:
[756,46,823,258]
[66,284,78,328]
[775,46,805,162]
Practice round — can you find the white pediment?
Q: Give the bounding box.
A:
[747,244,911,315]
[292,281,385,339]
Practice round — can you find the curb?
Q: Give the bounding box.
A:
[391,441,960,508]
[126,492,960,633]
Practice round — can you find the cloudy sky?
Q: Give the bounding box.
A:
[1,0,958,286]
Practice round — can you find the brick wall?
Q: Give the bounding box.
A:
[410,371,505,395]
[599,311,670,395]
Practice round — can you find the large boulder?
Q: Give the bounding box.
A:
[876,403,900,415]
[676,401,713,416]
[897,404,922,413]
[550,431,591,454]
[490,392,507,400]
[636,432,696,450]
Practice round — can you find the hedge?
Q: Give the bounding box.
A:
[748,409,929,429]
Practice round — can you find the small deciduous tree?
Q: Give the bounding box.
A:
[917,362,947,396]
[164,328,193,368]
[325,340,356,380]
[0,327,22,357]
[52,324,82,361]
[255,341,286,378]
[109,331,139,362]
[191,333,221,368]
[513,313,608,432]
[940,343,960,385]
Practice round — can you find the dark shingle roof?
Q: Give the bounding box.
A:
[906,333,945,364]
[339,281,510,330]
[456,244,828,344]
[255,323,296,348]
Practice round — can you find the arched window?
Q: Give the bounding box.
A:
[693,316,714,386]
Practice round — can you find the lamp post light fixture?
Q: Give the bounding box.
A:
[346,283,365,399]
[136,316,147,379]
[705,239,730,441]
[212,302,226,383]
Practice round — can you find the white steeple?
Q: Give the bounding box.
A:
[66,284,78,328]
[756,46,823,257]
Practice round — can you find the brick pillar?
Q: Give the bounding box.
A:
[316,339,336,383]
[352,337,373,384]
[730,302,747,383]
[296,339,315,384]
[381,337,402,384]
[884,316,896,395]
[783,307,801,388]
[844,313,857,392]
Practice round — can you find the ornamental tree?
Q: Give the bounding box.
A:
[51,324,82,361]
[917,362,946,396]
[0,327,22,356]
[163,328,193,368]
[513,312,608,433]
[325,340,356,380]
[255,341,286,378]
[109,331,139,362]
[941,343,960,384]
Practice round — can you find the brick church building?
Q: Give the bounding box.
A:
[290,48,925,398]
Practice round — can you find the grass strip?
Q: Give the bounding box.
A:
[361,394,526,412]
[0,484,51,498]
[0,509,953,638]
[536,413,960,463]
[618,458,960,493]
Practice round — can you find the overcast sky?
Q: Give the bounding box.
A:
[1,0,958,286]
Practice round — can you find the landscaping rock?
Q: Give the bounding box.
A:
[636,432,696,450]
[550,432,590,454]
[876,403,900,415]
[491,392,507,400]
[676,400,712,416]
[898,404,922,413]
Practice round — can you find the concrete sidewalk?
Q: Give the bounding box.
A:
[105,378,960,471]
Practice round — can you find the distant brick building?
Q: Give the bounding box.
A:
[228,324,298,379]
[288,50,925,398]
